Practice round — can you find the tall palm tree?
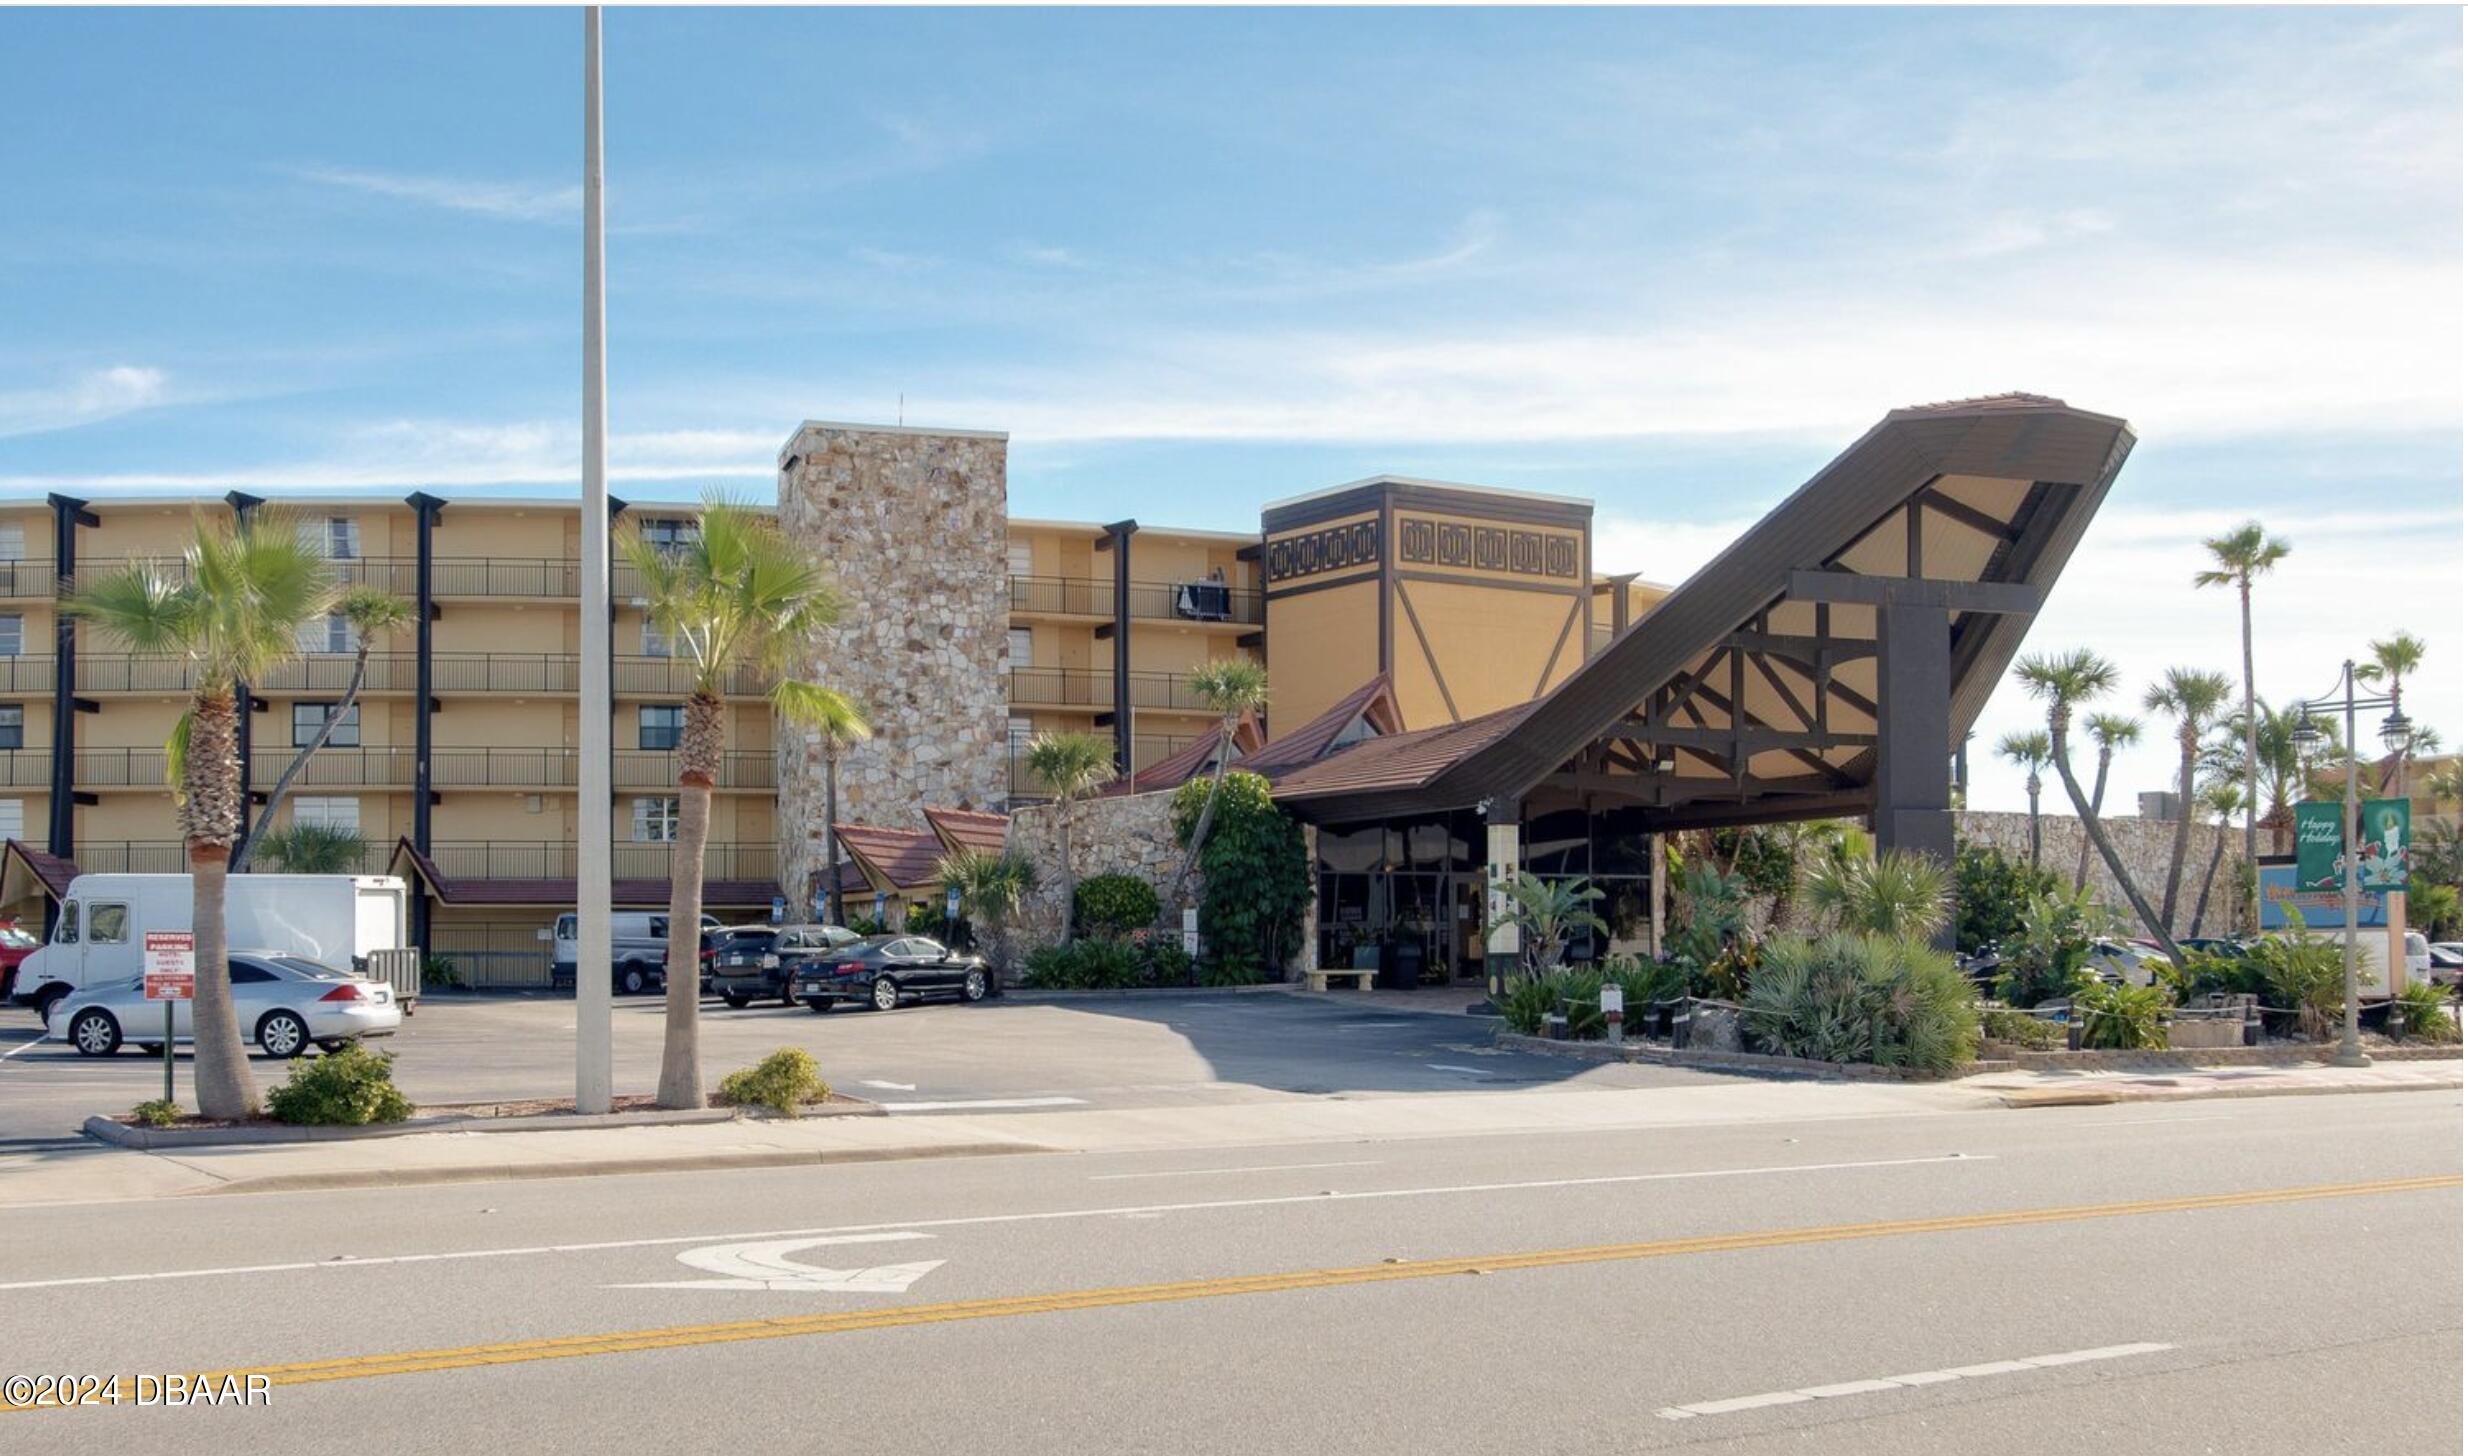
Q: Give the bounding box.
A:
[1023,730,1117,945]
[2016,649,2177,961]
[68,514,337,1118]
[809,697,872,927]
[2357,630,2428,798]
[2215,701,2330,854]
[2187,777,2247,938]
[621,497,855,1110]
[1995,729,2052,870]
[234,586,414,872]
[2076,712,2143,892]
[1167,658,1270,906]
[2194,521,2290,932]
[2143,667,2234,933]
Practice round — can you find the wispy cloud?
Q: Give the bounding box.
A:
[0,365,171,438]
[288,165,580,222]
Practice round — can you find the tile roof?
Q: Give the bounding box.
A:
[1265,701,1536,800]
[1242,674,1406,782]
[831,823,945,891]
[923,807,1009,858]
[1106,713,1267,797]
[2,839,81,900]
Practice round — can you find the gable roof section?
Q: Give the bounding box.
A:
[923,807,1009,859]
[1108,712,1267,797]
[831,823,945,892]
[1,838,78,906]
[1243,674,1406,782]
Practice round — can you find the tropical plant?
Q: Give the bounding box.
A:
[249,822,370,875]
[233,586,413,871]
[809,695,872,927]
[1483,872,1607,977]
[1802,848,1952,941]
[1955,842,2057,954]
[264,1043,414,1126]
[1073,873,1161,940]
[1024,730,1118,947]
[2016,648,2176,962]
[2250,932,2343,1039]
[1166,658,1270,905]
[938,847,1039,971]
[1995,729,2052,870]
[130,1098,183,1128]
[1742,931,1979,1073]
[1601,952,1689,1010]
[2388,980,2459,1044]
[2194,521,2291,933]
[619,495,856,1110]
[1667,859,1756,997]
[1979,1007,2064,1051]
[2076,712,2143,892]
[2186,778,2248,937]
[1995,885,2117,1008]
[2074,980,2171,1051]
[1169,771,1310,979]
[67,512,339,1119]
[716,1047,831,1117]
[2215,701,2336,854]
[2144,667,2234,933]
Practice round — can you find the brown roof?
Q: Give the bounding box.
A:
[1266,702,1535,800]
[923,807,1009,858]
[385,839,778,909]
[831,823,944,892]
[1108,713,1268,797]
[1242,674,1406,782]
[2,839,81,901]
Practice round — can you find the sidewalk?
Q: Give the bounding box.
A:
[1958,1058,2464,1108]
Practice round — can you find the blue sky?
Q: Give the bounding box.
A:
[1,5,2459,811]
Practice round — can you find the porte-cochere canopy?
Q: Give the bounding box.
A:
[1264,394,2135,846]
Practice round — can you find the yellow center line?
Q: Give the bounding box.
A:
[11,1173,2457,1408]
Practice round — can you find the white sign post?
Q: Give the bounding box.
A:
[1181,907,1200,959]
[1600,981,1624,1045]
[143,931,194,1105]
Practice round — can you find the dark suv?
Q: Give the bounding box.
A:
[709,924,862,1007]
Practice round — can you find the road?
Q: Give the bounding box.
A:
[1,1087,2456,1453]
[0,990,1722,1140]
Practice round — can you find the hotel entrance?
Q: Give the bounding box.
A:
[1314,812,1490,985]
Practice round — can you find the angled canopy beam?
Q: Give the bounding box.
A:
[1788,570,2044,615]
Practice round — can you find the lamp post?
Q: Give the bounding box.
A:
[2291,662,2410,1068]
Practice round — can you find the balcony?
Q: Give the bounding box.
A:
[1009,574,1262,627]
[30,746,776,793]
[0,748,52,788]
[0,656,56,694]
[1009,666,1222,714]
[68,652,769,699]
[426,841,778,883]
[72,556,678,603]
[0,559,56,599]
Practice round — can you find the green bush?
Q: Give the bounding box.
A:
[2074,980,2171,1051]
[266,1044,415,1126]
[1956,842,2059,955]
[1074,875,1161,939]
[2390,981,2460,1043]
[1142,939,1194,987]
[419,952,465,990]
[1601,953,1688,1011]
[1980,1008,2064,1050]
[1023,936,1194,990]
[902,902,951,940]
[2251,932,2343,1038]
[717,1047,832,1117]
[2170,948,2267,1004]
[130,1098,181,1128]
[1743,931,1980,1073]
[1995,888,2113,1008]
[1171,772,1311,981]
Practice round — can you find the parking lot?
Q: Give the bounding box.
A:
[0,988,1725,1141]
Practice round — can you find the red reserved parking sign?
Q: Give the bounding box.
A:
[144,931,195,1002]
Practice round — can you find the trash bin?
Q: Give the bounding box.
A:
[1387,940,1425,990]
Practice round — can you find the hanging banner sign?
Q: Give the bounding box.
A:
[2293,802,2345,892]
[2295,798,2410,895]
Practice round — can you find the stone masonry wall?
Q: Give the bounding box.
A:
[1957,811,2243,937]
[1005,790,1199,949]
[773,423,1011,907]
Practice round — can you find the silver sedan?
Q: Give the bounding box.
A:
[49,952,403,1059]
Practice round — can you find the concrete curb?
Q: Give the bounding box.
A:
[997,984,1292,1003]
[184,1139,1049,1197]
[1493,1030,1989,1083]
[1996,1074,2465,1109]
[2002,1043,2463,1071]
[79,1100,893,1151]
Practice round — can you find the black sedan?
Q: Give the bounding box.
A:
[710,924,862,1007]
[797,935,992,1013]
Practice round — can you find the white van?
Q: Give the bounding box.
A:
[12,874,410,1019]
[547,911,722,996]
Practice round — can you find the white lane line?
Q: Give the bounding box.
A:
[2077,1115,2236,1128]
[0,1037,49,1061]
[857,1080,918,1092]
[0,1152,1989,1293]
[1655,1342,2175,1420]
[1426,1064,1488,1075]
[1087,1160,1383,1182]
[875,1096,1087,1113]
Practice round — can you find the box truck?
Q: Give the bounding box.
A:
[10,874,411,1019]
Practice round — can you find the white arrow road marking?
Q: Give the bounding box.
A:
[858,1079,918,1091]
[614,1232,944,1294]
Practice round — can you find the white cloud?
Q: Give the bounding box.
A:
[289,166,580,222]
[0,419,779,491]
[0,365,171,437]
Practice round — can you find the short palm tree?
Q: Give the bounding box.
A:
[2187,777,2248,937]
[2016,648,2176,961]
[2075,712,2142,892]
[621,496,856,1110]
[2357,630,2428,797]
[938,846,1038,970]
[1803,848,1952,941]
[809,696,872,927]
[234,586,414,872]
[1023,730,1117,945]
[2194,521,2290,932]
[251,822,372,875]
[68,514,338,1118]
[1486,872,1607,976]
[2218,701,2331,854]
[1995,729,2052,870]
[2143,667,2234,933]
[1167,658,1270,905]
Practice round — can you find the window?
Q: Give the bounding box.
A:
[639,517,699,554]
[0,706,20,750]
[293,797,361,833]
[1006,541,1034,576]
[0,797,21,839]
[229,962,276,985]
[0,523,22,561]
[639,705,685,751]
[296,614,357,654]
[0,615,20,657]
[1008,628,1032,667]
[87,903,129,944]
[299,517,360,560]
[632,796,679,842]
[640,618,675,657]
[55,900,77,944]
[292,702,359,748]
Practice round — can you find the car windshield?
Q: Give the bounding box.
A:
[0,925,38,949]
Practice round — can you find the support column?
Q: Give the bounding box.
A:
[406,492,445,954]
[1872,600,1956,870]
[1100,519,1136,776]
[1483,799,1522,1002]
[44,494,95,862]
[1648,831,1665,959]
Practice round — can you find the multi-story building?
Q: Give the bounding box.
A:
[0,419,1667,984]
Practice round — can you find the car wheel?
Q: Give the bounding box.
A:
[722,993,750,1009]
[779,983,800,1007]
[961,969,988,1003]
[620,965,650,996]
[69,1007,122,1057]
[318,1039,351,1054]
[869,977,899,1013]
[257,1010,311,1059]
[802,998,832,1014]
[32,985,68,1026]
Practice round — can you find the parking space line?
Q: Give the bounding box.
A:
[1087,1161,1382,1181]
[876,1096,1088,1112]
[1654,1342,2178,1420]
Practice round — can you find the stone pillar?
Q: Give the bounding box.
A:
[772,422,1011,903]
[1484,811,1521,999]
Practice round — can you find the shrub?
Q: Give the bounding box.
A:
[2171,948,2267,1004]
[1956,843,2058,955]
[1021,937,1170,990]
[2074,980,2171,1051]
[1744,931,1980,1073]
[1496,967,1613,1038]
[1980,1007,2064,1050]
[1995,887,2113,1008]
[266,1044,415,1126]
[1601,953,1687,1011]
[903,902,951,940]
[717,1047,832,1117]
[2251,932,2343,1038]
[1142,938,1194,986]
[1074,875,1161,940]
[130,1098,180,1128]
[420,952,465,990]
[1171,772,1311,980]
[2389,981,2459,1043]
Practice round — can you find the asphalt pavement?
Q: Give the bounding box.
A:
[0,1086,2456,1453]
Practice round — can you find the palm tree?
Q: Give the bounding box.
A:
[937,847,1038,971]
[2187,778,2247,937]
[2016,649,2177,961]
[1995,729,2052,870]
[2216,701,2330,854]
[2143,667,2234,933]
[1167,658,1270,906]
[2194,521,2290,932]
[1023,730,1117,945]
[67,514,337,1118]
[2357,630,2428,798]
[251,822,373,875]
[808,696,872,927]
[1803,848,1952,941]
[1486,872,1608,976]
[2076,712,2143,892]
[620,497,855,1110]
[234,586,414,872]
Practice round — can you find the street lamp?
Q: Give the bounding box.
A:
[2295,661,2405,1069]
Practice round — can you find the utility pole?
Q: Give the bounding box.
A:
[576,5,613,1113]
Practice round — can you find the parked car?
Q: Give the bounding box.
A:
[709,924,862,1007]
[2084,938,2168,986]
[796,935,993,1013]
[2175,936,2247,958]
[48,952,401,1058]
[546,911,723,995]
[0,920,41,1002]
[2431,942,2464,986]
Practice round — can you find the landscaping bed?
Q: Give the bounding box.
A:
[1495,1028,2012,1082]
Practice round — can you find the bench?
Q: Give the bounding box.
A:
[1304,968,1377,992]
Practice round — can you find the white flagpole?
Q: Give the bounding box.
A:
[577,4,614,1113]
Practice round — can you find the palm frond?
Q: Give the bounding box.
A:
[772,679,869,740]
[163,710,194,802]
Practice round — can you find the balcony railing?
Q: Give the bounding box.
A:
[68,652,769,698]
[21,745,777,794]
[0,748,52,787]
[0,656,56,694]
[426,841,778,882]
[1009,574,1262,626]
[1007,735,1199,800]
[0,560,56,598]
[1009,667,1221,713]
